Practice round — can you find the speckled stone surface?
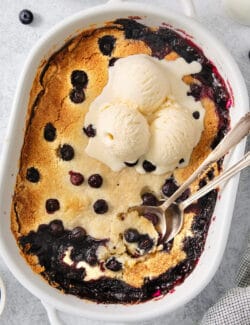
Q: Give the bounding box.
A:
[0,0,249,324]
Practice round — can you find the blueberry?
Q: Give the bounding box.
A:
[179,158,185,164]
[93,199,108,214]
[71,227,86,240]
[49,220,64,236]
[26,167,40,183]
[59,144,74,161]
[71,70,88,89]
[142,160,156,172]
[143,213,159,226]
[207,168,214,180]
[109,57,118,66]
[69,88,85,103]
[199,179,207,188]
[105,257,122,272]
[187,84,202,101]
[124,228,140,243]
[44,123,56,141]
[124,160,138,167]
[176,188,190,203]
[69,171,84,186]
[19,9,33,25]
[162,178,178,197]
[138,235,154,252]
[192,111,200,119]
[85,248,98,266]
[83,124,96,137]
[46,199,60,213]
[98,35,116,56]
[142,192,158,206]
[88,174,103,188]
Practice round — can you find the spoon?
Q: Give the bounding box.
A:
[160,151,250,243]
[130,112,250,239]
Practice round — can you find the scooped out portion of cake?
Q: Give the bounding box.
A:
[84,54,204,174]
[11,18,231,304]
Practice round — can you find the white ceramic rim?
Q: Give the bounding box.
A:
[0,0,248,324]
[0,275,6,316]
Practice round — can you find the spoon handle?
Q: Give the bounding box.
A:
[181,151,250,210]
[161,112,250,211]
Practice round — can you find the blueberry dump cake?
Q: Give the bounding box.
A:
[11,18,231,303]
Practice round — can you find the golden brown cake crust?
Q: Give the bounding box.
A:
[11,19,230,301]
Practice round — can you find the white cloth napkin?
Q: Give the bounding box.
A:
[201,234,250,325]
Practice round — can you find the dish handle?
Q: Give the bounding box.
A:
[42,301,63,325]
[107,0,196,18]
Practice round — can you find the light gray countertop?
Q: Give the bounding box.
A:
[0,0,249,324]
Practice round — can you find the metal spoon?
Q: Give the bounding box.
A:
[130,112,250,239]
[160,151,250,243]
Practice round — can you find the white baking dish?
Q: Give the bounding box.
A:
[0,0,248,324]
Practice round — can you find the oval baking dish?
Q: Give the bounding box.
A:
[0,0,248,323]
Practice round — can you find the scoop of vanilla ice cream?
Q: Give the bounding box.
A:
[110,54,170,115]
[137,100,203,174]
[98,103,150,162]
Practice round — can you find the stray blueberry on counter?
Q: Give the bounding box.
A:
[26,167,40,183]
[142,160,156,172]
[93,199,108,214]
[19,9,33,25]
[46,199,60,214]
[88,174,103,188]
[83,124,96,137]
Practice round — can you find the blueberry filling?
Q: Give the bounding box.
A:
[58,144,74,161]
[44,123,56,141]
[70,227,87,241]
[142,160,156,172]
[46,199,60,213]
[105,257,122,272]
[138,235,154,252]
[26,167,40,183]
[83,124,96,137]
[124,228,140,243]
[93,199,108,214]
[19,9,33,25]
[71,70,88,89]
[98,35,116,56]
[69,171,84,186]
[88,174,103,188]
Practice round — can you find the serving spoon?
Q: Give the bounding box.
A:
[130,112,250,240]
